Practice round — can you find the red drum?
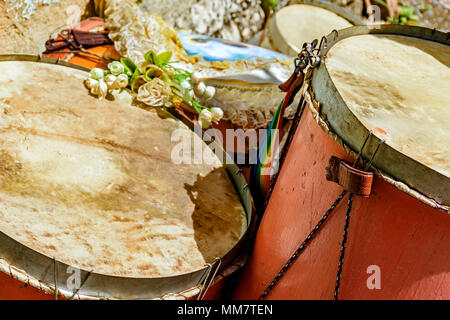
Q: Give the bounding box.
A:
[234,25,450,300]
[0,56,252,300]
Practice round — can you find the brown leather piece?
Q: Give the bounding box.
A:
[279,71,303,92]
[326,156,373,197]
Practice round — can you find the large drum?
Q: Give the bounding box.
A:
[260,0,362,56]
[234,25,450,299]
[0,56,252,300]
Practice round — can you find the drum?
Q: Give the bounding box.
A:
[0,55,252,300]
[259,0,362,56]
[234,25,450,300]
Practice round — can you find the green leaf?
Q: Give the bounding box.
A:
[170,73,189,84]
[157,51,172,65]
[191,100,203,115]
[120,57,137,76]
[144,50,158,65]
[130,68,142,91]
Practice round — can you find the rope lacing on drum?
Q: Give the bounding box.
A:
[68,271,92,300]
[53,257,58,300]
[197,258,222,300]
[259,132,384,300]
[51,257,93,300]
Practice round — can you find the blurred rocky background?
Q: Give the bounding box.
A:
[1,0,448,56]
[138,0,449,42]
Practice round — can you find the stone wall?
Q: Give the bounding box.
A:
[0,0,94,55]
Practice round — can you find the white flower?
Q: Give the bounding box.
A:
[211,107,224,123]
[194,82,206,98]
[89,68,105,80]
[85,78,99,89]
[199,118,211,129]
[137,78,172,107]
[180,81,193,100]
[108,61,125,76]
[203,86,216,100]
[104,74,117,89]
[184,89,194,101]
[114,74,129,89]
[180,80,191,91]
[91,79,108,100]
[198,109,212,128]
[191,71,202,84]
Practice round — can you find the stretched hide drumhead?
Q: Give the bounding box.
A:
[269,4,353,56]
[0,60,247,278]
[325,35,450,180]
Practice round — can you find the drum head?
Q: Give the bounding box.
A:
[268,2,358,56]
[0,57,250,298]
[311,26,450,207]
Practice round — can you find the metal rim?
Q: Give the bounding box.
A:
[0,54,253,299]
[287,0,365,26]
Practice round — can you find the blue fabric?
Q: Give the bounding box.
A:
[178,33,288,61]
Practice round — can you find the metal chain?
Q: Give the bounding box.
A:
[334,193,354,300]
[259,190,348,300]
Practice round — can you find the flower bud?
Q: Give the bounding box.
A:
[104,74,117,89]
[203,86,215,100]
[198,109,212,129]
[191,71,202,84]
[194,82,206,97]
[211,107,224,123]
[85,78,99,89]
[108,61,125,76]
[89,68,105,80]
[199,118,211,129]
[180,80,191,91]
[114,74,129,89]
[97,80,108,100]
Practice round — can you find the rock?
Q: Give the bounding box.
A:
[0,0,94,55]
[138,0,265,43]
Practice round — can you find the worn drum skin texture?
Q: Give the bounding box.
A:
[233,26,450,300]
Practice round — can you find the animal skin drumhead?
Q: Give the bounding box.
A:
[0,60,247,278]
[325,34,450,180]
[268,4,353,56]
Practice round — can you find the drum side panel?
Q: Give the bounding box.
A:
[234,104,352,300]
[340,183,450,299]
[233,109,450,299]
[0,272,55,300]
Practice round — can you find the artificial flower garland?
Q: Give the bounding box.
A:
[84,50,223,128]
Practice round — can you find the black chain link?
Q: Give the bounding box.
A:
[259,190,349,300]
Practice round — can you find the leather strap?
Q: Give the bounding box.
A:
[326,156,373,197]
